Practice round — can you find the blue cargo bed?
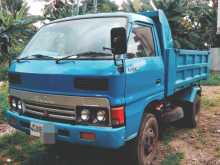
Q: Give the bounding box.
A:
[165,49,210,96]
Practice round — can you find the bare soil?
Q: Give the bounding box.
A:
[155,86,220,165]
[0,124,15,137]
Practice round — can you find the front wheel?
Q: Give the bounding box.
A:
[128,113,159,165]
[138,113,159,165]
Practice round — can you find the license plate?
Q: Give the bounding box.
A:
[30,122,43,137]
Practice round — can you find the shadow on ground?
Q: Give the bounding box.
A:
[24,143,134,165]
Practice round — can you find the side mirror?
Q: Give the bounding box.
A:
[111,27,127,55]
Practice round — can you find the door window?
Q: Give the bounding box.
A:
[127,24,155,58]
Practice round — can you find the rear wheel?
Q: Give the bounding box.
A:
[128,113,159,165]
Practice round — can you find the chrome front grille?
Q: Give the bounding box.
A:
[9,89,110,124]
[24,101,77,122]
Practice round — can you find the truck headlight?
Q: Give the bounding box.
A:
[97,110,106,122]
[17,100,24,114]
[80,109,90,121]
[11,98,17,108]
[9,96,24,114]
[17,100,22,110]
[77,106,109,126]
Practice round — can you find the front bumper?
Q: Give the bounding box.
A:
[6,111,126,149]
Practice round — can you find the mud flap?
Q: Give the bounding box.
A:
[176,86,201,104]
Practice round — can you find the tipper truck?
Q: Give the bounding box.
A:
[6,9,210,165]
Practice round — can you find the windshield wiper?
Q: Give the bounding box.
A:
[16,54,57,62]
[55,51,112,64]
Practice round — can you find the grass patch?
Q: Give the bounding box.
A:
[192,128,206,145]
[201,73,220,86]
[0,82,9,123]
[201,97,217,109]
[196,130,206,145]
[161,127,177,145]
[0,131,45,164]
[216,147,220,158]
[161,152,184,165]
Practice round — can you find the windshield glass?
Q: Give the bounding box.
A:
[19,17,127,59]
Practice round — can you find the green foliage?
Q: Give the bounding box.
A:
[202,73,220,86]
[0,132,44,163]
[155,0,196,49]
[43,0,75,20]
[216,147,220,158]
[0,82,9,115]
[201,97,217,109]
[0,81,8,124]
[161,153,184,165]
[0,65,8,81]
[201,93,220,110]
[43,0,118,20]
[0,110,5,124]
[0,0,44,64]
[85,0,118,13]
[0,0,25,17]
[161,126,177,145]
[195,128,206,145]
[122,0,218,49]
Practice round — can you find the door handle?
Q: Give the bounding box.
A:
[155,79,161,85]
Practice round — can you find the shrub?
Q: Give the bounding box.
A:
[0,65,8,81]
[202,72,220,86]
[0,82,8,123]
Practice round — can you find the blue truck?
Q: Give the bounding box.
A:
[6,10,209,164]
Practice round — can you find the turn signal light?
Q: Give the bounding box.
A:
[111,106,125,127]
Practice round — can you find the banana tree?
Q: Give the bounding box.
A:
[43,0,75,20]
[43,0,118,20]
[0,0,44,63]
[122,0,217,49]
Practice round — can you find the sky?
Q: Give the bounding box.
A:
[26,0,126,16]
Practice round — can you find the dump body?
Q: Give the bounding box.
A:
[165,49,209,96]
[141,10,210,96]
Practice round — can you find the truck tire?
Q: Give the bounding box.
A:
[182,95,201,128]
[128,113,159,165]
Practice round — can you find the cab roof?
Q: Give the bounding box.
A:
[48,12,155,25]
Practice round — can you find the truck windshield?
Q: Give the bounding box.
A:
[19,17,127,59]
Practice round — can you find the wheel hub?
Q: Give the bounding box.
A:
[144,128,155,156]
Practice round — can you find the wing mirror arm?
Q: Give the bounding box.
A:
[103,47,118,66]
[103,46,124,68]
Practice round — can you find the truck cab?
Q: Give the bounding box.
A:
[6,10,209,165]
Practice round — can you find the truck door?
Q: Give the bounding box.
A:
[124,23,164,136]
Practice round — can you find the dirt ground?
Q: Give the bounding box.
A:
[0,86,220,165]
[155,86,220,165]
